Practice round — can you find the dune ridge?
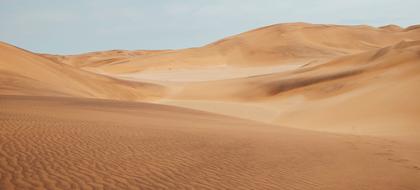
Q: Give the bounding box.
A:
[44,23,420,74]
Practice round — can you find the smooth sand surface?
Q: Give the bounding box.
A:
[1,23,420,189]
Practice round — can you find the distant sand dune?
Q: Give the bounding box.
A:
[45,23,420,74]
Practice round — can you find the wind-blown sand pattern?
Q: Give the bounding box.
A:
[1,96,419,190]
[1,23,420,189]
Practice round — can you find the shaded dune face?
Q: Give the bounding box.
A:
[1,96,419,190]
[1,22,420,189]
[263,69,364,96]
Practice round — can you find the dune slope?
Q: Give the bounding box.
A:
[1,95,419,190]
[0,42,164,101]
[157,40,420,137]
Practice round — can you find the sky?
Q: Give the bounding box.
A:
[1,0,419,54]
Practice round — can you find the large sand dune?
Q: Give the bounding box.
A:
[0,42,164,100]
[156,40,420,137]
[1,22,420,189]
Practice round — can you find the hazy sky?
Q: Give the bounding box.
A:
[1,0,419,54]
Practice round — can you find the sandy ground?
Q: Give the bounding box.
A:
[1,23,420,189]
[1,95,420,190]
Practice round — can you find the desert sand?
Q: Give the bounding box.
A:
[1,22,420,189]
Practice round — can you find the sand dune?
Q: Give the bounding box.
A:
[158,40,420,137]
[1,95,419,189]
[0,42,164,101]
[157,40,418,98]
[1,22,420,189]
[45,23,420,76]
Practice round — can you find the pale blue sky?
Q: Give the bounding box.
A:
[1,0,419,54]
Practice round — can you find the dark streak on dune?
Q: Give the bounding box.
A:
[265,69,363,96]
